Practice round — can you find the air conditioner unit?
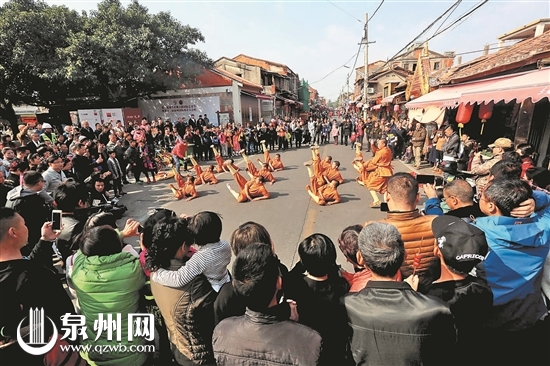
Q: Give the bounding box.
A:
[367,88,375,94]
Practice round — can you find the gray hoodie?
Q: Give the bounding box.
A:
[5,185,53,206]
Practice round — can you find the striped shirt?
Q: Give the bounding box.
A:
[152,240,231,292]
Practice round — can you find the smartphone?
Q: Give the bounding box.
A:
[51,210,62,232]
[380,202,389,212]
[416,174,437,184]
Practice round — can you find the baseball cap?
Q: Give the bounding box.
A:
[42,123,52,129]
[431,215,488,274]
[488,137,513,149]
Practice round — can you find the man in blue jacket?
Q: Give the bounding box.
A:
[475,178,549,366]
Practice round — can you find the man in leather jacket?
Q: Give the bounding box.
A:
[342,222,456,366]
[213,243,322,366]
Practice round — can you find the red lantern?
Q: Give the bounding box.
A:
[456,103,474,128]
[478,101,493,135]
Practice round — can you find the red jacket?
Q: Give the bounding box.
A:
[172,140,188,158]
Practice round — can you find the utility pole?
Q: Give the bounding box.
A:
[363,13,368,121]
[362,13,376,121]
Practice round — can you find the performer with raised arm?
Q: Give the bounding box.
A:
[226,161,270,203]
[188,156,204,185]
[212,144,239,173]
[200,165,218,185]
[169,175,199,201]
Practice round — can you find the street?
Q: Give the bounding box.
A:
[118,143,420,272]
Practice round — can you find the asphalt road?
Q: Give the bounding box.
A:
[118,142,422,272]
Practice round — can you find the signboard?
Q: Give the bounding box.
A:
[139,96,220,126]
[101,109,124,125]
[77,109,102,130]
[261,100,273,112]
[123,108,142,126]
[219,112,230,125]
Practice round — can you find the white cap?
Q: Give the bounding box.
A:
[42,123,52,129]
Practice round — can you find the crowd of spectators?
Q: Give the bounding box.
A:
[0,115,549,366]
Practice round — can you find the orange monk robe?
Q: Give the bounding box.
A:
[246,161,259,177]
[270,159,284,171]
[321,160,332,173]
[365,146,393,193]
[214,155,225,173]
[201,171,218,184]
[263,150,271,164]
[232,171,249,191]
[237,181,270,202]
[183,183,199,199]
[323,168,344,185]
[193,165,204,185]
[317,184,341,204]
[258,168,276,183]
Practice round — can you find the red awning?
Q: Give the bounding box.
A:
[255,94,274,100]
[459,68,550,105]
[382,91,405,104]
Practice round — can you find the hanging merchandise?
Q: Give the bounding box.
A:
[456,103,474,136]
[478,101,494,135]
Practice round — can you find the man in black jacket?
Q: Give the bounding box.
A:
[213,243,322,366]
[71,143,102,183]
[0,208,75,365]
[342,222,456,366]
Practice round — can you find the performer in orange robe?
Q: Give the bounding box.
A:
[257,163,276,185]
[307,180,341,206]
[189,156,204,185]
[171,167,186,189]
[240,149,259,179]
[169,175,199,201]
[227,175,270,203]
[212,145,239,173]
[365,138,394,208]
[260,140,271,164]
[323,161,344,185]
[269,153,284,171]
[352,142,364,173]
[200,165,218,185]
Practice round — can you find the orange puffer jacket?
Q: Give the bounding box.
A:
[367,210,439,290]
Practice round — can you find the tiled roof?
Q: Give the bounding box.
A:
[440,30,550,83]
[214,68,263,91]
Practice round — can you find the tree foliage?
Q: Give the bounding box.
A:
[0,0,212,130]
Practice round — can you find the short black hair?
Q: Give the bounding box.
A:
[79,226,122,257]
[298,233,337,277]
[484,178,532,216]
[189,211,222,246]
[490,160,521,180]
[0,207,18,242]
[54,180,89,212]
[232,242,279,311]
[47,155,63,164]
[23,170,43,186]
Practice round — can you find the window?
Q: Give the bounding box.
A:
[403,63,409,70]
[434,62,440,70]
[236,73,242,78]
[412,63,417,71]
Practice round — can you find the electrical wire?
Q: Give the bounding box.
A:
[430,0,489,39]
[309,52,360,84]
[431,0,462,36]
[327,0,363,24]
[368,0,385,22]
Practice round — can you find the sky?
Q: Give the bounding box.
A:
[36,0,550,101]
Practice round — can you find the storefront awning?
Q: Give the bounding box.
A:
[255,94,274,100]
[405,75,517,110]
[418,106,445,125]
[382,91,405,104]
[459,68,550,105]
[371,104,381,110]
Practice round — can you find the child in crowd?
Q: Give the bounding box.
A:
[151,211,231,292]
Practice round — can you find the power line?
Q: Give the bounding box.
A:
[327,0,364,24]
[368,0,385,22]
[309,52,359,84]
[431,0,462,36]
[430,0,489,39]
